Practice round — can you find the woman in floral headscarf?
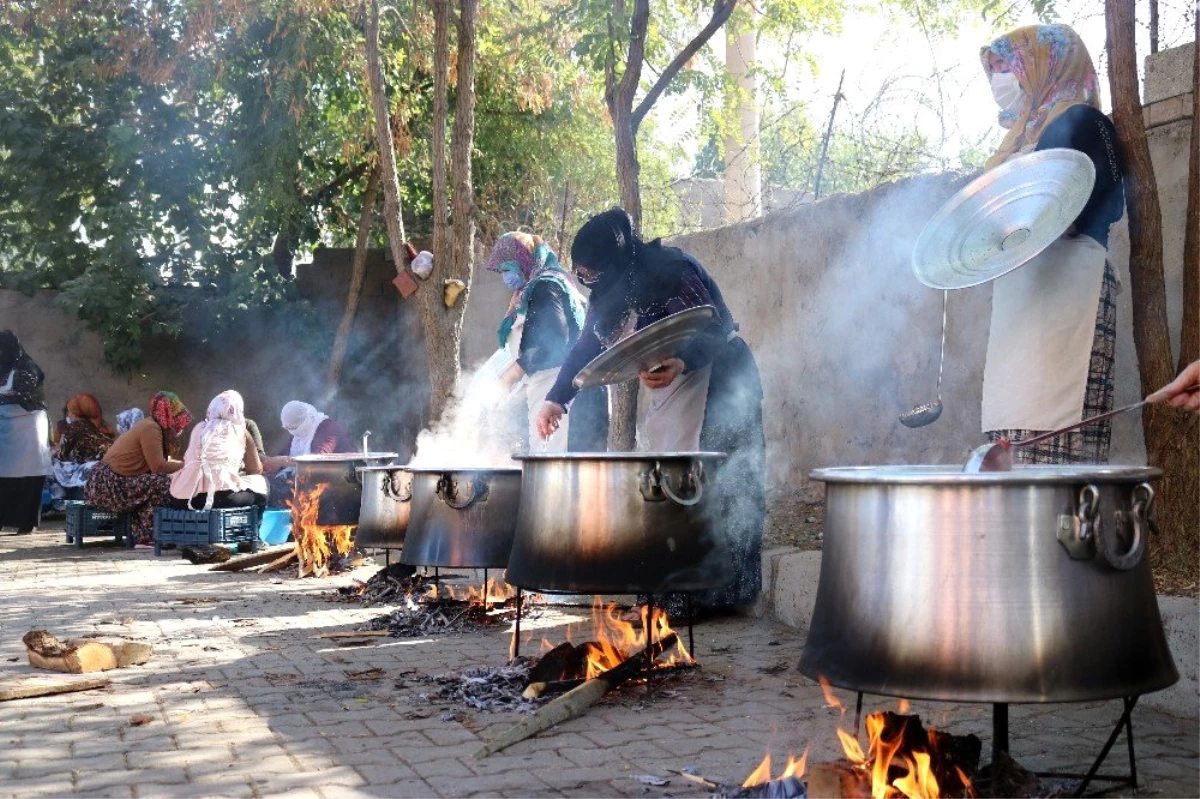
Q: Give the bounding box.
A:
[86,391,192,544]
[49,393,117,507]
[484,231,609,452]
[978,24,1124,464]
[170,390,267,510]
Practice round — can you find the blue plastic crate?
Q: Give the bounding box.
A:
[153,506,262,556]
[64,502,133,548]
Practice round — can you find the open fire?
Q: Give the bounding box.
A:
[526,599,693,684]
[289,484,356,578]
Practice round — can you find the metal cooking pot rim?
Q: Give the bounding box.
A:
[517,451,728,461]
[294,452,399,462]
[405,465,522,474]
[811,464,1162,484]
[355,464,409,473]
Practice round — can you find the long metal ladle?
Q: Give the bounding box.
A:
[899,290,947,428]
[965,384,1200,472]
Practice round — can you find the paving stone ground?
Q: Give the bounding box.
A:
[1,528,1196,798]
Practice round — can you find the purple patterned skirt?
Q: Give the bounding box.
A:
[85,463,172,544]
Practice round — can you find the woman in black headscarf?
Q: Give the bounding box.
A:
[535,208,766,610]
[0,331,52,533]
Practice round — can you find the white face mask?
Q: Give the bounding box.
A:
[990,71,1023,114]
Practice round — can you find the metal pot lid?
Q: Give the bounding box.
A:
[405,464,522,474]
[516,451,728,461]
[293,452,399,462]
[572,306,716,389]
[811,464,1162,485]
[911,148,1096,290]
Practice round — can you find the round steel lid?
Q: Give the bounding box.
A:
[810,464,1162,485]
[912,148,1096,290]
[405,464,522,474]
[516,451,727,461]
[293,452,398,462]
[572,306,716,389]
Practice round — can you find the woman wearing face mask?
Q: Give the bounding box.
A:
[536,208,766,611]
[484,232,606,452]
[979,25,1124,464]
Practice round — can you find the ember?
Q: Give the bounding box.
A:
[362,574,530,638]
[289,484,355,578]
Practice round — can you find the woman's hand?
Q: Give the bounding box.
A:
[1147,360,1200,413]
[535,402,566,440]
[639,358,685,390]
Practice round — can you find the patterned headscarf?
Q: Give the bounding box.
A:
[486,232,585,350]
[149,391,192,438]
[981,24,1101,169]
[66,393,114,436]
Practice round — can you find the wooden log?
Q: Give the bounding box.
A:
[23,630,152,674]
[254,549,299,574]
[311,630,391,640]
[209,544,294,572]
[806,761,871,799]
[0,675,110,702]
[474,633,679,760]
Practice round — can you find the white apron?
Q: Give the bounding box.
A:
[637,365,712,453]
[982,236,1107,432]
[0,406,52,478]
[504,317,569,453]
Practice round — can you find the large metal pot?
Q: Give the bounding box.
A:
[506,452,730,594]
[800,465,1178,703]
[400,467,522,568]
[293,452,398,526]
[355,466,412,549]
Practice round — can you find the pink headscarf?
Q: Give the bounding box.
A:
[170,390,250,509]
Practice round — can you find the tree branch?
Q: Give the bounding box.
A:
[631,0,736,132]
[618,0,649,107]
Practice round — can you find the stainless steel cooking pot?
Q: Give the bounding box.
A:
[355,466,412,549]
[505,452,730,594]
[800,465,1178,703]
[293,452,398,526]
[400,467,522,568]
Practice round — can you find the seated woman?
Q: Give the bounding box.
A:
[261,401,352,506]
[169,391,267,510]
[50,393,116,506]
[86,391,191,544]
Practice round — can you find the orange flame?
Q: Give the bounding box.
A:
[532,599,692,678]
[834,712,964,799]
[898,698,911,714]
[741,749,809,788]
[819,675,846,711]
[742,754,772,788]
[289,484,355,578]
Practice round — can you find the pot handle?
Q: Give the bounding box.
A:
[382,472,412,503]
[658,461,706,507]
[1096,483,1152,570]
[436,473,488,509]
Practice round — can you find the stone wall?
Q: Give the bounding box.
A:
[0,249,430,457]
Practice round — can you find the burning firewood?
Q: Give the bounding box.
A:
[473,632,680,760]
[290,484,355,578]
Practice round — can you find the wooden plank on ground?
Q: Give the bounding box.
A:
[0,674,110,702]
[209,544,294,572]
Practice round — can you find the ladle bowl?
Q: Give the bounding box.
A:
[899,399,943,428]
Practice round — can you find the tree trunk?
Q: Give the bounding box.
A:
[449,0,478,287]
[1105,0,1196,572]
[365,0,408,264]
[1182,18,1199,373]
[328,167,381,395]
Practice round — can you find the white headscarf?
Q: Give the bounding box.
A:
[116,407,145,434]
[281,400,328,456]
[171,390,250,510]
